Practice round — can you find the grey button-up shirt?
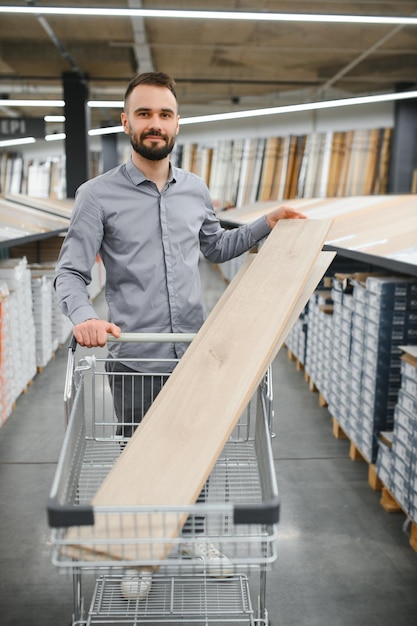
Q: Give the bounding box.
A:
[55,157,271,369]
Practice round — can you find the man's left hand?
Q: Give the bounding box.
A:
[265,205,308,229]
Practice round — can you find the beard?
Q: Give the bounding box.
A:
[130,130,176,161]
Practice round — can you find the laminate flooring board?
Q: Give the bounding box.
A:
[66,218,333,562]
[220,195,417,271]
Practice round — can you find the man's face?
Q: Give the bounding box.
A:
[121,84,180,161]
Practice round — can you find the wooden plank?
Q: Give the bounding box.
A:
[66,249,335,565]
[67,219,333,561]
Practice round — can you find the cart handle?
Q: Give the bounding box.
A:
[64,332,196,423]
[106,332,197,343]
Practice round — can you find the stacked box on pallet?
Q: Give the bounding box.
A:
[375,435,393,492]
[329,287,355,435]
[375,350,417,521]
[285,304,308,366]
[30,265,73,349]
[328,276,350,424]
[347,280,369,455]
[360,277,417,462]
[304,288,334,402]
[402,353,417,523]
[0,286,13,426]
[31,275,53,368]
[0,258,37,405]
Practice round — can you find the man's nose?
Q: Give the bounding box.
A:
[148,113,162,128]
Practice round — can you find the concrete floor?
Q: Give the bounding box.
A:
[1,258,417,626]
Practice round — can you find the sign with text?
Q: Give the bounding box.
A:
[0,118,45,139]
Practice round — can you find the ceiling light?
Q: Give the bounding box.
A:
[88,126,123,136]
[0,136,36,147]
[179,90,417,125]
[0,99,64,107]
[44,115,65,122]
[45,133,66,141]
[88,101,123,108]
[0,6,416,25]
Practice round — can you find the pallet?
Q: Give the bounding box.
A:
[410,524,417,553]
[349,441,367,462]
[379,488,417,554]
[318,393,328,408]
[380,486,403,514]
[332,417,348,440]
[286,353,417,555]
[286,348,304,372]
[368,464,383,492]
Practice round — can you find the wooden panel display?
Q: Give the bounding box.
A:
[188,128,393,210]
[0,198,70,246]
[65,218,333,562]
[220,194,417,272]
[5,193,74,219]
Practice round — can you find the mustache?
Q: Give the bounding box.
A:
[141,130,167,140]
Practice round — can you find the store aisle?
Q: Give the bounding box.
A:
[0,258,416,626]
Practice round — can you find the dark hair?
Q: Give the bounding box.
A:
[124,72,178,108]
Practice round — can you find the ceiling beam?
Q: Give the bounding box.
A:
[317,9,417,94]
[127,0,154,74]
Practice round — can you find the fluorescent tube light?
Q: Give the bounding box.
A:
[44,115,65,122]
[0,99,65,107]
[0,7,416,26]
[179,90,417,125]
[45,132,66,141]
[88,101,123,108]
[88,126,123,136]
[0,136,36,147]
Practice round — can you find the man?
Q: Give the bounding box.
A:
[55,71,306,599]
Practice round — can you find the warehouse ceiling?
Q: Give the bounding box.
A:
[0,0,417,132]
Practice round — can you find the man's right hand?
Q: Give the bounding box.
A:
[73,319,121,348]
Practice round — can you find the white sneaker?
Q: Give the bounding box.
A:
[120,567,152,600]
[181,541,234,578]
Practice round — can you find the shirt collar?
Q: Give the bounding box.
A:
[126,156,176,186]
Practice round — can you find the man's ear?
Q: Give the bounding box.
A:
[176,115,180,135]
[121,112,129,135]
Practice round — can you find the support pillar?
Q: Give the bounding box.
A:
[102,132,119,172]
[388,84,417,193]
[63,72,90,197]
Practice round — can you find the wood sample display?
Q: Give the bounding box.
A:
[198,127,393,211]
[0,197,70,245]
[65,218,333,562]
[219,194,417,272]
[5,193,74,219]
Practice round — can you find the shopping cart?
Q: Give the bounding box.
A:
[48,334,279,626]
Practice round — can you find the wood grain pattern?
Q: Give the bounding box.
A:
[220,194,417,267]
[66,219,333,562]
